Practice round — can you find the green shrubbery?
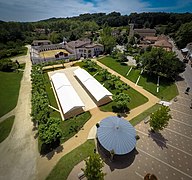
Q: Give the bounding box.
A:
[31,65,62,152]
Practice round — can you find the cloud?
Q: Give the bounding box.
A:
[0,0,150,21]
[0,0,191,22]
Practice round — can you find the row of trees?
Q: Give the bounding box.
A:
[31,65,62,151]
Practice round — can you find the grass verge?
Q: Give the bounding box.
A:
[46,139,95,180]
[0,71,23,117]
[0,116,15,143]
[130,104,162,126]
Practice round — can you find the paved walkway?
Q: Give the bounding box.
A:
[37,59,160,180]
[0,45,38,180]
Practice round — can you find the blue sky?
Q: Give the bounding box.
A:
[0,0,191,22]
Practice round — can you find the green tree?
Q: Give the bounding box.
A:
[82,153,105,180]
[175,21,192,48]
[107,74,120,89]
[140,48,185,80]
[116,52,128,63]
[113,93,130,112]
[149,106,172,132]
[99,68,109,81]
[100,26,116,54]
[38,117,62,145]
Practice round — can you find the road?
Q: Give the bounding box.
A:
[169,38,192,89]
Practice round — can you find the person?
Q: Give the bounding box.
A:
[185,87,190,94]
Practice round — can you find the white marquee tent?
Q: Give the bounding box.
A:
[51,73,85,115]
[74,68,112,102]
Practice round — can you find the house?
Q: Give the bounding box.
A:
[139,35,172,51]
[65,39,104,59]
[154,40,172,51]
[32,40,52,46]
[154,35,172,51]
[134,28,156,38]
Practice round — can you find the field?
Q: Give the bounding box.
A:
[0,71,23,117]
[39,49,70,58]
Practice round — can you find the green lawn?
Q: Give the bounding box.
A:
[0,71,23,117]
[130,104,162,126]
[0,116,15,143]
[46,139,95,180]
[60,111,92,143]
[99,57,178,101]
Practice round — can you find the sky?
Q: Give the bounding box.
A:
[0,0,192,22]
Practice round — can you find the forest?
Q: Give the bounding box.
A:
[0,12,192,60]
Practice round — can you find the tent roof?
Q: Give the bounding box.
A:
[97,116,136,155]
[51,73,84,114]
[74,68,112,102]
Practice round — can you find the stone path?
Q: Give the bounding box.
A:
[0,45,38,180]
[37,59,160,180]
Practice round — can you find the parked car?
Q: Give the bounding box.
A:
[183,58,189,63]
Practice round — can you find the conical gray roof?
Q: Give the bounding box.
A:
[97,116,136,155]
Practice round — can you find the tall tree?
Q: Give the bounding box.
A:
[149,105,172,132]
[140,48,185,80]
[82,153,105,180]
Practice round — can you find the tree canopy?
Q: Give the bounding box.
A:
[140,48,185,80]
[82,153,105,180]
[175,21,192,48]
[38,117,62,145]
[113,93,130,112]
[149,105,172,132]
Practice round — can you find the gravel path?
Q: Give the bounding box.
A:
[0,45,38,180]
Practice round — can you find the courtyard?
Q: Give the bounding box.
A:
[39,49,70,58]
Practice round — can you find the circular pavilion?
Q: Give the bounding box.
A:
[97,116,136,155]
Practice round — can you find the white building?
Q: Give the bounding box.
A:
[66,39,104,59]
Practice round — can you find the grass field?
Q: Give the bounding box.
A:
[0,71,23,117]
[46,140,95,180]
[40,49,70,58]
[0,116,15,143]
[99,56,178,101]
